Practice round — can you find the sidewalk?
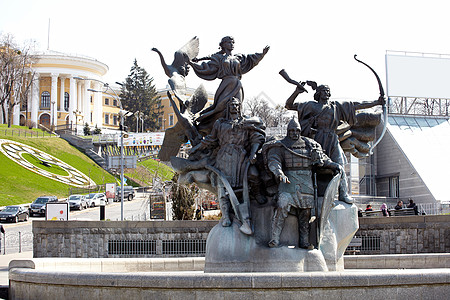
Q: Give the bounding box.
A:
[0,251,33,286]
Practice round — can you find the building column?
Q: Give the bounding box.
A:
[93,81,102,128]
[60,76,66,113]
[83,80,91,125]
[50,73,58,127]
[69,77,76,124]
[77,80,82,114]
[31,74,40,127]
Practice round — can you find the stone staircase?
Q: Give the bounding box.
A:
[58,133,107,169]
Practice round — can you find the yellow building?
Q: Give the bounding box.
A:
[156,86,214,131]
[14,50,120,133]
[13,50,213,134]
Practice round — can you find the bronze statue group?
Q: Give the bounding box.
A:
[153,36,384,250]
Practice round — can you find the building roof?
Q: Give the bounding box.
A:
[387,115,450,202]
[32,50,109,77]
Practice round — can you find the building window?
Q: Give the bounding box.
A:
[105,98,109,105]
[389,176,399,198]
[113,115,118,125]
[90,96,93,103]
[21,97,27,110]
[158,117,163,129]
[104,114,109,125]
[113,99,117,107]
[169,114,174,126]
[41,91,50,108]
[64,92,69,111]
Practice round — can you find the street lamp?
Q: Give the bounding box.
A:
[74,76,128,221]
[139,112,145,133]
[51,101,56,127]
[134,111,139,133]
[73,109,82,135]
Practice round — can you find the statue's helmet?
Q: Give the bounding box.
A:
[287,118,301,131]
[225,97,242,118]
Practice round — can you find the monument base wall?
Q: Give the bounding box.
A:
[8,256,450,300]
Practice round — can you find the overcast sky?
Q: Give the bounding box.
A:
[1,0,449,107]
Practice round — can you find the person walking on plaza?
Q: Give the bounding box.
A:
[0,224,4,255]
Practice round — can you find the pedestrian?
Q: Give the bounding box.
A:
[394,200,403,210]
[407,198,419,215]
[195,205,202,220]
[365,204,373,212]
[0,224,4,255]
[380,203,389,217]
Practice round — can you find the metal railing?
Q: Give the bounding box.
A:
[108,240,157,256]
[2,231,33,255]
[345,235,381,255]
[418,203,450,215]
[107,239,207,256]
[0,128,56,138]
[162,240,206,255]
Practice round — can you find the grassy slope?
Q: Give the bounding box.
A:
[0,133,116,206]
[125,158,174,186]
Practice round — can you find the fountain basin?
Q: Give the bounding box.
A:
[8,254,450,299]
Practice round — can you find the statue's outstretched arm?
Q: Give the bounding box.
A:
[353,96,385,110]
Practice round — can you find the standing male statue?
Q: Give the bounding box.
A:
[263,118,341,249]
[189,98,265,235]
[285,84,384,203]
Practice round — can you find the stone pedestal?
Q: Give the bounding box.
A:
[205,201,358,272]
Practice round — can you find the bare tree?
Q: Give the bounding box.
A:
[244,96,292,127]
[244,97,275,126]
[0,33,36,127]
[271,104,292,127]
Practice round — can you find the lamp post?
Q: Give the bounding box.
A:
[74,76,127,221]
[139,112,145,133]
[135,111,139,133]
[51,101,56,128]
[73,109,81,135]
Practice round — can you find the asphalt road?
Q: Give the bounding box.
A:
[1,193,151,255]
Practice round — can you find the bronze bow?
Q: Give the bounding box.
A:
[354,54,387,153]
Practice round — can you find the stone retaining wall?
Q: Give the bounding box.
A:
[33,220,218,258]
[33,215,450,258]
[358,215,450,254]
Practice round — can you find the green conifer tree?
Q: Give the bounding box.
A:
[119,59,161,132]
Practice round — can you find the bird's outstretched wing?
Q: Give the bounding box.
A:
[179,36,199,61]
[157,124,187,161]
[187,84,208,115]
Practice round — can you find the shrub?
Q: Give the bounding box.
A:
[83,123,91,136]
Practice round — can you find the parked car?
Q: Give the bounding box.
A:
[202,200,218,210]
[67,194,88,210]
[86,193,107,207]
[29,196,58,217]
[115,186,135,201]
[0,205,29,223]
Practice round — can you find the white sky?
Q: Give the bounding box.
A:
[1,0,449,107]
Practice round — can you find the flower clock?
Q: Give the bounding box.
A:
[0,139,95,187]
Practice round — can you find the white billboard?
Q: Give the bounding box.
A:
[105,183,116,200]
[386,52,450,99]
[118,132,165,147]
[46,203,69,221]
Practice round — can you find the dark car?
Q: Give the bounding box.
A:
[29,196,58,217]
[0,205,29,223]
[115,186,135,201]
